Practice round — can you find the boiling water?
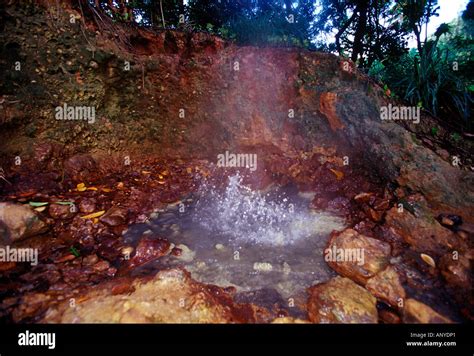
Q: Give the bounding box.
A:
[194,174,336,246]
[125,174,346,306]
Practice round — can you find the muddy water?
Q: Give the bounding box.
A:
[124,174,346,300]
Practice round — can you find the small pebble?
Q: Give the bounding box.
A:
[253,262,273,272]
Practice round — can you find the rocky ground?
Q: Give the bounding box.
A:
[0,1,472,324]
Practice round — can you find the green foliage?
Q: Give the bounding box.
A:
[438,17,474,86]
[368,60,385,82]
[222,13,307,46]
[369,23,473,130]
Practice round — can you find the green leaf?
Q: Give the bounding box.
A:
[70,246,80,257]
[451,132,461,142]
[29,202,49,207]
[55,201,74,206]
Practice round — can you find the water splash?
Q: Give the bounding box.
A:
[126,173,347,298]
[193,173,345,246]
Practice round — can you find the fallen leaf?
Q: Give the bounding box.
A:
[81,210,105,219]
[87,187,98,191]
[421,253,436,268]
[186,167,193,174]
[142,170,151,175]
[330,168,344,180]
[101,188,112,193]
[77,183,87,192]
[117,182,124,189]
[70,246,81,257]
[55,201,74,206]
[161,170,169,176]
[354,193,373,203]
[29,202,49,207]
[157,180,166,185]
[34,206,47,212]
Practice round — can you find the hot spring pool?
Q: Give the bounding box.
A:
[123,174,347,303]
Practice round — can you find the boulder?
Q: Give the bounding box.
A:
[42,269,260,323]
[402,299,452,324]
[325,228,391,285]
[385,197,463,256]
[307,276,378,324]
[0,202,48,242]
[366,265,405,308]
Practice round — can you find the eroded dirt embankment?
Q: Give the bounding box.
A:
[0,1,472,323]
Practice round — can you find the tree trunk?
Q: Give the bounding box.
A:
[159,0,165,28]
[351,1,368,64]
[335,11,357,55]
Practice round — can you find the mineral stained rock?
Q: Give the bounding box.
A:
[42,268,270,323]
[307,276,378,324]
[402,299,452,324]
[325,228,391,285]
[366,265,405,308]
[385,196,464,256]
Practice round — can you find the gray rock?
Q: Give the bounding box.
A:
[0,202,48,242]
